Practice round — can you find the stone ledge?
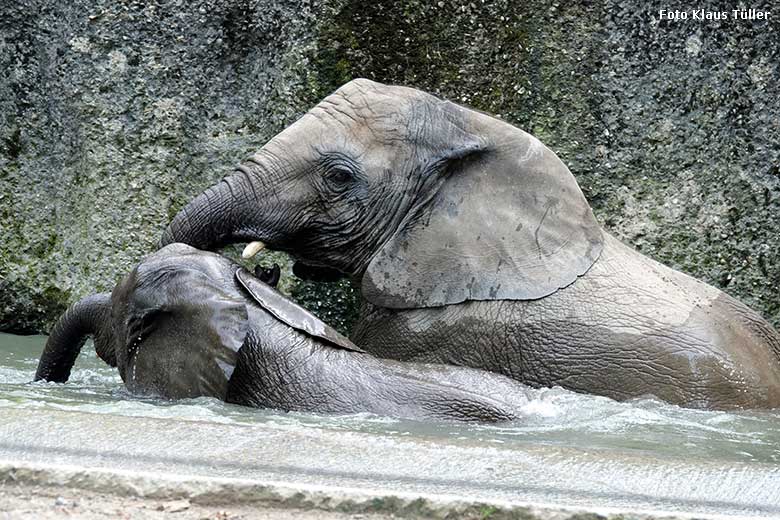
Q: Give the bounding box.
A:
[0,461,758,520]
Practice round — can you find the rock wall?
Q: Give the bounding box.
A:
[0,0,357,333]
[2,0,778,334]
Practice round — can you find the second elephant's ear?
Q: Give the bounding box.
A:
[362,109,604,309]
[235,269,363,353]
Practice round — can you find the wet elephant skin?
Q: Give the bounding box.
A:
[35,244,530,423]
[159,79,780,410]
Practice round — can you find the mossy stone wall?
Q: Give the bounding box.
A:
[1,0,778,334]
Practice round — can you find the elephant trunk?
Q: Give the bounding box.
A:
[35,293,112,382]
[159,173,256,250]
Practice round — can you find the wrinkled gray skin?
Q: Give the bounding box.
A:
[160,79,780,410]
[35,244,530,423]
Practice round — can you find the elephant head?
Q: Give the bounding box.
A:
[35,244,529,422]
[36,244,260,398]
[160,78,603,308]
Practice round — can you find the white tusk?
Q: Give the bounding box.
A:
[242,241,266,259]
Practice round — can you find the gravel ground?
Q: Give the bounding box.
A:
[0,483,393,520]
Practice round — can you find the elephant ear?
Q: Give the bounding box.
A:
[235,268,363,352]
[177,279,248,395]
[362,110,604,309]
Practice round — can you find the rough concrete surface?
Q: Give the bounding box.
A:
[0,462,760,520]
[1,0,778,334]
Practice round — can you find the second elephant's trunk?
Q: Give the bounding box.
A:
[35,293,112,382]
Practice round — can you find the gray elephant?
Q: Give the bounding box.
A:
[160,79,780,410]
[35,244,530,423]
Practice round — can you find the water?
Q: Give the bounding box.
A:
[2,332,780,516]
[4,333,780,464]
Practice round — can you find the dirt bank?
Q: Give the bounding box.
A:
[0,483,394,520]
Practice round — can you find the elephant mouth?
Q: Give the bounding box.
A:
[238,238,345,283]
[253,263,281,287]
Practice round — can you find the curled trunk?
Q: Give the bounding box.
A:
[35,293,112,382]
[159,176,251,250]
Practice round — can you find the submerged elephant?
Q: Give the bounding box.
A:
[160,79,780,410]
[35,244,531,422]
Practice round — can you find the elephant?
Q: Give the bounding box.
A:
[159,78,780,410]
[35,243,531,423]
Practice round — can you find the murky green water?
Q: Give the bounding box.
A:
[3,332,780,465]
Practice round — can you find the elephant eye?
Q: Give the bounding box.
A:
[319,152,360,191]
[327,167,353,184]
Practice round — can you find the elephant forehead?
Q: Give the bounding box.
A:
[261,112,410,171]
[310,103,406,142]
[134,249,236,291]
[331,78,424,114]
[265,80,452,161]
[308,86,418,143]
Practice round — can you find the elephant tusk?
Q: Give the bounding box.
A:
[242,241,266,259]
